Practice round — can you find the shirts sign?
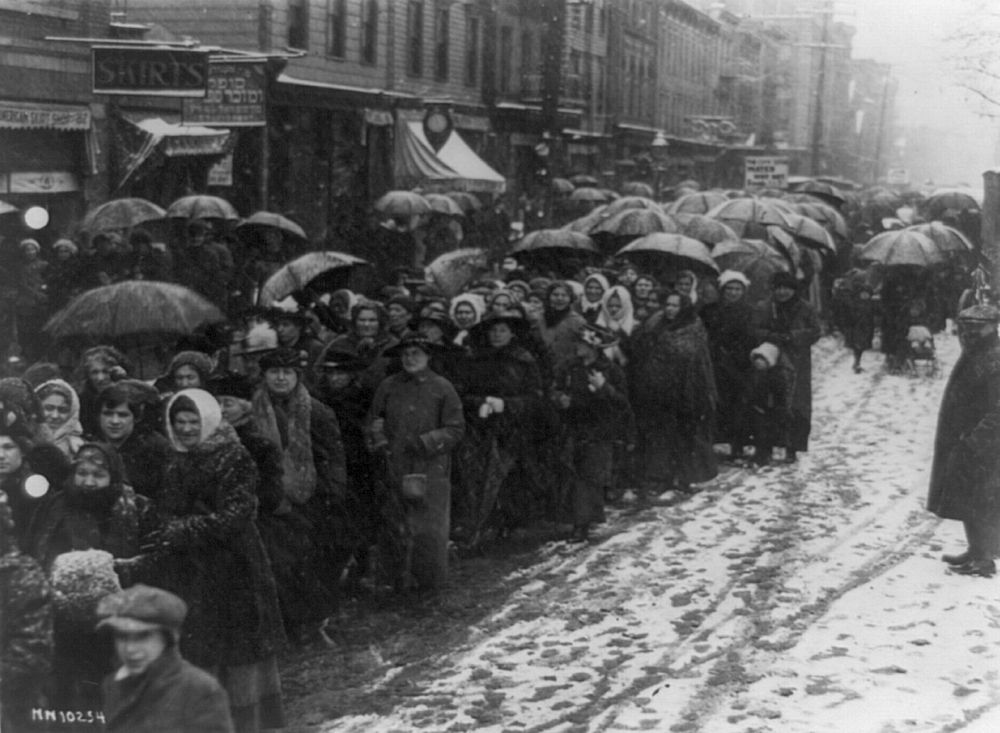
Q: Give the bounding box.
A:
[183,62,266,127]
[744,156,788,189]
[93,46,209,97]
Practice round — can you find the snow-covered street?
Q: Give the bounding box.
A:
[298,331,1000,733]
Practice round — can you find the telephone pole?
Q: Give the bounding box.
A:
[809,1,832,175]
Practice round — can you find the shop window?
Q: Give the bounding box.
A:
[361,0,378,65]
[288,0,308,50]
[465,14,480,86]
[435,4,449,81]
[328,0,346,58]
[408,0,424,76]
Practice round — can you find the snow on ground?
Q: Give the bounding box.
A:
[320,331,1000,733]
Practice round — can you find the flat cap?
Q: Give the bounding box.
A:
[96,584,188,634]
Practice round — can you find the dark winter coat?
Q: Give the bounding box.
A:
[538,308,587,374]
[101,646,233,733]
[141,422,284,669]
[927,334,1000,521]
[114,430,173,504]
[753,297,821,451]
[844,294,876,352]
[702,299,757,443]
[174,241,234,309]
[552,353,634,443]
[0,532,53,731]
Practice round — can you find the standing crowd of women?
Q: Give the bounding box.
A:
[0,254,822,732]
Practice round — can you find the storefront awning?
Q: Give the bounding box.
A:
[114,116,233,190]
[396,121,505,194]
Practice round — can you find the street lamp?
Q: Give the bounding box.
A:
[651,131,669,200]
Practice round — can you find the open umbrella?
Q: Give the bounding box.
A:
[444,191,483,213]
[570,174,600,188]
[44,281,224,340]
[858,230,945,268]
[791,201,848,239]
[551,178,575,194]
[564,205,610,234]
[592,208,679,237]
[674,213,739,248]
[666,192,728,216]
[425,248,489,298]
[259,251,371,305]
[235,211,307,241]
[906,222,975,255]
[925,189,981,217]
[82,198,166,232]
[424,193,465,217]
[712,239,791,302]
[570,187,610,203]
[621,181,654,198]
[374,190,431,217]
[617,233,718,276]
[510,228,596,254]
[797,180,847,206]
[165,195,239,221]
[707,197,797,239]
[602,196,662,217]
[785,213,836,254]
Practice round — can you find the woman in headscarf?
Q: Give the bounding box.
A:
[537,281,587,375]
[30,443,151,713]
[450,292,485,348]
[250,348,352,644]
[34,379,84,459]
[576,273,609,324]
[93,379,171,503]
[487,288,516,315]
[133,388,286,732]
[596,285,637,366]
[75,346,129,438]
[452,311,550,546]
[628,291,718,501]
[701,270,758,461]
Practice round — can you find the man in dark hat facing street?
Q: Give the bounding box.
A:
[928,304,1000,577]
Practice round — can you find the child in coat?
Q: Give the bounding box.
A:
[746,343,794,466]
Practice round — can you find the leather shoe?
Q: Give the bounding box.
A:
[951,559,996,577]
[942,551,971,565]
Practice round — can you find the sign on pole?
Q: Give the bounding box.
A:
[744,156,789,189]
[93,46,210,97]
[183,62,267,126]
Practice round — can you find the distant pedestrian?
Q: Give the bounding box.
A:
[96,584,233,733]
[927,304,1000,578]
[843,283,876,373]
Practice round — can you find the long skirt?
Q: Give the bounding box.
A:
[208,656,284,733]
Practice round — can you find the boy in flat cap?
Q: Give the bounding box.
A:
[928,304,1000,577]
[97,584,233,733]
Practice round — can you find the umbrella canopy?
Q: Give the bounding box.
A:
[165,195,239,221]
[603,196,662,217]
[617,233,718,275]
[593,208,679,237]
[510,228,596,254]
[621,181,654,198]
[707,197,797,239]
[564,205,609,234]
[712,239,791,302]
[236,211,307,241]
[570,187,610,202]
[82,198,166,232]
[797,180,847,206]
[444,191,483,213]
[785,213,836,254]
[858,230,946,268]
[374,190,432,217]
[906,222,975,255]
[791,201,848,239]
[425,247,489,298]
[424,193,465,217]
[259,251,371,305]
[551,177,575,194]
[44,281,224,340]
[676,178,702,191]
[925,189,981,217]
[674,213,739,248]
[570,174,600,188]
[666,192,728,216]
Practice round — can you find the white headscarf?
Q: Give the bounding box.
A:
[35,378,84,458]
[597,285,637,336]
[165,388,222,452]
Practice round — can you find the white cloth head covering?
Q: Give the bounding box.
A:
[597,284,637,336]
[165,388,223,452]
[582,272,610,305]
[718,269,751,289]
[750,342,780,368]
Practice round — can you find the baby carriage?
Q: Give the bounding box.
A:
[903,324,937,376]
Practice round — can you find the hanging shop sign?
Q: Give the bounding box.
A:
[744,156,789,189]
[207,154,234,187]
[183,61,266,126]
[93,46,209,97]
[8,171,80,194]
[0,101,91,130]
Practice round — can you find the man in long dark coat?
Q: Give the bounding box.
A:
[753,271,821,461]
[928,304,1000,577]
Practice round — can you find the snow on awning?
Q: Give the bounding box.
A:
[396,121,505,194]
[134,118,231,157]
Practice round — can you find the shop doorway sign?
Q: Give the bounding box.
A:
[744,156,788,189]
[93,46,209,97]
[183,62,266,126]
[207,154,234,187]
[8,171,80,193]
